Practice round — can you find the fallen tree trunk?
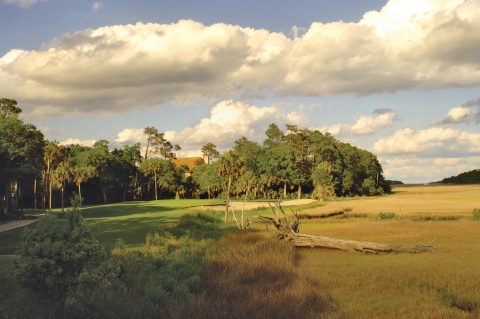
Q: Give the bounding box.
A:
[287,233,435,253]
[259,202,435,254]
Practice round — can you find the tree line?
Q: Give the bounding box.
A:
[440,169,480,184]
[0,98,390,216]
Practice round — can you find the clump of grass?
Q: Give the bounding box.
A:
[411,215,461,222]
[170,213,222,240]
[340,213,368,219]
[343,207,353,212]
[297,211,344,220]
[171,231,330,319]
[438,289,478,313]
[473,209,480,221]
[377,212,396,220]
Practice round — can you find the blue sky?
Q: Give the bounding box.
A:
[1,0,479,183]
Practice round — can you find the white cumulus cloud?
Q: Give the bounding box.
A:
[4,0,46,8]
[436,102,479,125]
[317,109,397,136]
[1,0,480,117]
[92,2,103,12]
[115,99,303,154]
[373,127,480,155]
[380,155,480,183]
[60,138,97,147]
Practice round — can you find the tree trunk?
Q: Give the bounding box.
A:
[34,177,37,210]
[154,171,158,200]
[4,185,10,215]
[144,140,150,159]
[78,182,82,206]
[288,233,435,253]
[133,174,138,200]
[47,160,51,212]
[18,182,23,212]
[49,181,52,212]
[260,203,435,254]
[283,182,287,198]
[225,174,232,222]
[102,188,108,204]
[207,186,211,199]
[14,181,19,212]
[61,183,64,213]
[297,184,302,199]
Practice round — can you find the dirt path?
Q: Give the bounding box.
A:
[0,218,41,233]
[198,199,317,211]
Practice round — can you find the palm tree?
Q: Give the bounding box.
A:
[139,158,164,200]
[43,141,64,212]
[215,151,244,222]
[71,165,96,206]
[50,162,71,213]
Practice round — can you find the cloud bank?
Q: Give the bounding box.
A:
[2,0,480,117]
[373,127,480,155]
[115,99,303,156]
[4,0,46,8]
[318,108,396,136]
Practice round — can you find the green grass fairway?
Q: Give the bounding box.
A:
[0,199,224,268]
[81,199,224,247]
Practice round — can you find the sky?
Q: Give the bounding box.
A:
[1,0,479,183]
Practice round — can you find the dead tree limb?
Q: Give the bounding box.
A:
[259,202,435,254]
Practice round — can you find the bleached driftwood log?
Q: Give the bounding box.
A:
[259,202,435,254]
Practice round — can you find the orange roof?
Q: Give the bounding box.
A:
[172,157,205,171]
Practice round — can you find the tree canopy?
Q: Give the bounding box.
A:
[1,97,390,216]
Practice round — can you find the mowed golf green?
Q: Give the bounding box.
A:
[0,199,223,269]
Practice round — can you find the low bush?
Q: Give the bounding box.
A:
[411,215,461,222]
[170,213,222,240]
[473,209,480,221]
[377,212,396,220]
[1,213,219,319]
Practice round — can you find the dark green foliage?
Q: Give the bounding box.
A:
[1,213,217,319]
[1,99,390,212]
[15,212,108,300]
[170,213,222,240]
[441,169,480,184]
[0,99,44,215]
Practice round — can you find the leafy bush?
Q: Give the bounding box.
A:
[170,213,222,240]
[3,213,219,319]
[473,209,480,221]
[377,212,396,220]
[15,212,109,300]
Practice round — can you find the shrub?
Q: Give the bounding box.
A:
[473,209,480,221]
[15,212,108,300]
[170,213,222,240]
[377,212,396,220]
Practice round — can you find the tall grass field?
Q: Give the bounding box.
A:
[0,185,479,318]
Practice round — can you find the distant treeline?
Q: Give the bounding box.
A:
[1,98,390,215]
[386,180,404,185]
[440,169,480,184]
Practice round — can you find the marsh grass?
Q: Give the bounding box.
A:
[300,185,480,217]
[171,231,331,319]
[296,219,480,318]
